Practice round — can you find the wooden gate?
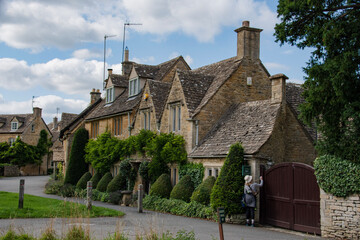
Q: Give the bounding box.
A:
[260,163,320,235]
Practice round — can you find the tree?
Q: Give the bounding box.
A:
[275,0,360,162]
[36,130,52,159]
[64,128,89,185]
[5,138,40,167]
[0,142,10,163]
[210,143,245,216]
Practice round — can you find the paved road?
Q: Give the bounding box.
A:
[0,176,326,240]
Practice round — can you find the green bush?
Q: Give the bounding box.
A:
[149,174,172,199]
[109,191,123,205]
[210,143,245,216]
[139,161,149,182]
[107,173,127,193]
[45,179,63,195]
[60,184,75,197]
[191,176,216,205]
[74,188,87,199]
[170,175,194,202]
[64,128,89,185]
[90,172,102,189]
[76,172,92,190]
[96,172,113,192]
[314,155,360,197]
[179,163,204,189]
[143,195,216,220]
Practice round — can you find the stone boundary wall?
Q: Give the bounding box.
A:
[320,189,360,239]
[4,165,20,177]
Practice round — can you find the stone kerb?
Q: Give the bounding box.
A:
[320,189,360,239]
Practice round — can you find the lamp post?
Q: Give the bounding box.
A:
[103,34,116,88]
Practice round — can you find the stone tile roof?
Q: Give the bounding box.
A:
[190,100,281,157]
[148,80,171,122]
[191,57,243,117]
[134,56,185,80]
[85,89,142,121]
[110,74,128,88]
[177,70,214,115]
[286,83,317,141]
[0,114,34,134]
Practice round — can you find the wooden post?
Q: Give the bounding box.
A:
[138,184,143,213]
[217,207,225,240]
[87,181,92,210]
[18,179,25,209]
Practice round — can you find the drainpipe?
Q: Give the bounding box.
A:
[128,112,131,136]
[195,120,199,146]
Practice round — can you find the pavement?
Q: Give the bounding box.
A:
[0,176,326,240]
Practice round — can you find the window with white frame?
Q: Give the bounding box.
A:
[207,167,220,178]
[9,138,15,146]
[129,77,140,97]
[170,104,181,132]
[11,122,18,131]
[106,87,114,103]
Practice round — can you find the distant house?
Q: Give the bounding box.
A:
[0,107,52,175]
[77,21,316,188]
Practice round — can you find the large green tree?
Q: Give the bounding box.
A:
[5,138,40,167]
[64,128,89,185]
[275,0,360,162]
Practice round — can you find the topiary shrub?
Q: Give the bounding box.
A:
[90,172,102,189]
[149,173,172,199]
[191,176,216,205]
[106,173,127,193]
[170,175,194,202]
[76,172,92,190]
[109,191,123,205]
[314,155,360,197]
[60,184,75,197]
[64,128,89,185]
[210,142,245,216]
[96,172,113,192]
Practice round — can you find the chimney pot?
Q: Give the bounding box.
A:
[33,107,42,118]
[242,21,250,27]
[53,116,58,130]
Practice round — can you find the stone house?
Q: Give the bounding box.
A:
[0,107,52,175]
[81,21,316,186]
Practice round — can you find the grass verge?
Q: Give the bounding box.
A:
[0,191,124,219]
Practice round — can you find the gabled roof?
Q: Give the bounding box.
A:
[286,83,317,141]
[148,80,171,122]
[59,98,102,139]
[176,70,214,115]
[85,89,142,121]
[190,100,281,157]
[191,57,243,117]
[110,74,128,88]
[0,114,34,134]
[134,56,189,80]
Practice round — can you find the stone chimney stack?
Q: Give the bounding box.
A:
[234,21,262,60]
[108,68,113,76]
[270,74,288,104]
[33,107,42,118]
[122,46,132,76]
[53,116,58,130]
[90,88,101,104]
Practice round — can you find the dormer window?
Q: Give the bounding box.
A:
[129,77,140,97]
[11,122,18,131]
[106,87,114,103]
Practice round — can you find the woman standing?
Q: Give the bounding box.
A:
[244,175,263,227]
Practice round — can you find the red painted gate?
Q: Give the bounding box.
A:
[260,163,321,235]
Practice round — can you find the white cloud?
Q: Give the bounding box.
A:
[288,78,304,84]
[264,62,289,72]
[0,95,89,124]
[283,50,294,55]
[0,94,3,103]
[0,57,106,97]
[72,48,105,60]
[0,0,276,51]
[184,55,193,66]
[131,56,156,64]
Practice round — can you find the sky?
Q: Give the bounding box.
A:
[0,0,313,124]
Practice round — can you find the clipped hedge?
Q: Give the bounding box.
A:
[210,143,245,216]
[89,172,102,189]
[96,172,113,192]
[170,175,194,202]
[149,174,172,199]
[314,155,360,197]
[143,195,216,220]
[191,176,216,205]
[76,172,92,190]
[179,163,204,189]
[107,173,127,193]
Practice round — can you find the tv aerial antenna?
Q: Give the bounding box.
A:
[122,22,142,63]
